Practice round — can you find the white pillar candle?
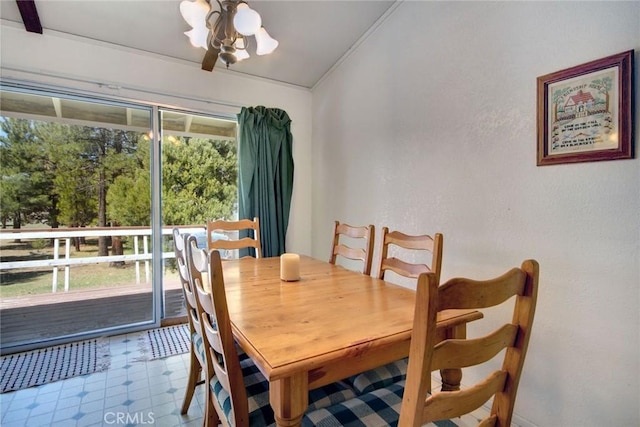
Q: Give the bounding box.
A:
[280,253,300,281]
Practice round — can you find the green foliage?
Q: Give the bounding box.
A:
[107,136,151,226]
[0,118,55,227]
[0,114,238,230]
[49,125,98,227]
[0,173,29,225]
[161,136,237,225]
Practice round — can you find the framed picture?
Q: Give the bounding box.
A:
[537,50,634,166]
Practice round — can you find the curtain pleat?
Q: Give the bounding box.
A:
[237,106,294,257]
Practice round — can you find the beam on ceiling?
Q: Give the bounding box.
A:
[16,0,43,34]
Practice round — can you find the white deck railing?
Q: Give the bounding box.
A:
[0,226,205,292]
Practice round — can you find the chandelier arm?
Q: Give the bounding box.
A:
[208,0,225,44]
[224,2,238,45]
[206,9,220,31]
[210,11,226,48]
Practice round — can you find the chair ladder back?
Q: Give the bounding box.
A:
[173,228,188,273]
[422,370,508,422]
[430,324,519,371]
[174,229,210,416]
[186,235,208,347]
[188,242,251,427]
[193,259,232,395]
[173,229,192,296]
[384,230,434,250]
[377,227,443,284]
[398,259,539,427]
[207,217,262,258]
[329,221,375,275]
[437,267,526,310]
[381,257,430,279]
[210,238,260,251]
[178,233,206,360]
[334,244,367,262]
[173,230,197,331]
[183,277,201,347]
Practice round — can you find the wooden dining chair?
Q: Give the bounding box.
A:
[188,241,273,427]
[172,228,205,415]
[376,227,443,285]
[187,242,359,427]
[302,259,539,427]
[206,217,262,259]
[348,228,443,393]
[329,221,375,275]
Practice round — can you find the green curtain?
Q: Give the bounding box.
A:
[237,106,294,257]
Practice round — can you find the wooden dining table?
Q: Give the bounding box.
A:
[221,255,482,427]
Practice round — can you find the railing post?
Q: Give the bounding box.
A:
[134,235,140,285]
[64,238,71,291]
[144,235,150,284]
[52,238,59,292]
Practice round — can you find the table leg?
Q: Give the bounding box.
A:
[440,324,466,391]
[269,372,308,427]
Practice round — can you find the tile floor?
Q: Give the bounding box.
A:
[0,331,206,427]
[0,331,489,427]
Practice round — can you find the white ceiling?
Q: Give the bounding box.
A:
[0,0,396,89]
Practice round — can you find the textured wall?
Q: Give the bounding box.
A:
[312,2,639,426]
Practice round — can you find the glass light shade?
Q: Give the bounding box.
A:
[180,0,211,49]
[184,28,209,49]
[255,27,278,55]
[233,3,261,36]
[234,37,250,60]
[235,48,250,61]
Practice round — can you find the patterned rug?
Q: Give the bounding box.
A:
[0,338,111,393]
[136,324,190,361]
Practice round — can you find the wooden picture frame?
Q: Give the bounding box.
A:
[537,50,634,166]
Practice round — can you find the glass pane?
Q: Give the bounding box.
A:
[160,110,238,321]
[0,88,153,353]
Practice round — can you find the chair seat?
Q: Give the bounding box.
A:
[302,380,466,427]
[308,380,357,411]
[302,381,405,427]
[349,358,408,394]
[211,354,358,426]
[211,353,274,426]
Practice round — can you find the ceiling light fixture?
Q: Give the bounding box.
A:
[180,0,278,72]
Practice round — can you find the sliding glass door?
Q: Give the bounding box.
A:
[0,85,239,354]
[0,86,155,353]
[159,109,238,323]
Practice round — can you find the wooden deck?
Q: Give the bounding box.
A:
[0,281,186,354]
